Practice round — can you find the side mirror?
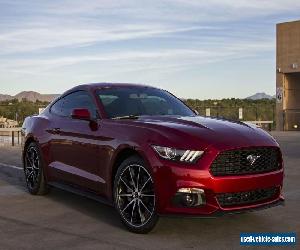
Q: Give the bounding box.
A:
[71,108,91,121]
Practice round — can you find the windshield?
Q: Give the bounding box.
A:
[96,87,195,118]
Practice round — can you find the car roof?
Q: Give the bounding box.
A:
[80,82,154,89]
[64,82,158,94]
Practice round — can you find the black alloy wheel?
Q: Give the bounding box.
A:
[114,156,158,233]
[24,142,48,195]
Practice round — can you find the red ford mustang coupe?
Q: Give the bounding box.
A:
[22,83,284,233]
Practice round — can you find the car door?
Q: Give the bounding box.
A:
[48,90,104,192]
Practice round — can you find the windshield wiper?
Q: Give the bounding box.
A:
[112,115,140,120]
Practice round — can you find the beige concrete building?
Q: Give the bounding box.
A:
[0,116,18,128]
[276,20,300,131]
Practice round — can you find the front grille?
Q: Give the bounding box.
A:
[210,147,281,176]
[217,187,279,207]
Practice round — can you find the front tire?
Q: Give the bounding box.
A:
[24,142,49,195]
[114,156,158,234]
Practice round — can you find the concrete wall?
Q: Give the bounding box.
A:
[276,20,300,130]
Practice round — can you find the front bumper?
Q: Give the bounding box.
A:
[159,198,285,218]
[149,148,284,216]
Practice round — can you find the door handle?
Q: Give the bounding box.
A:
[52,128,61,134]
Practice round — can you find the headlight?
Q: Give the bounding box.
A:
[152,145,204,163]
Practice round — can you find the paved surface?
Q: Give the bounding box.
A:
[0,132,299,250]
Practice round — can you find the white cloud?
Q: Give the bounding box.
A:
[1,0,297,55]
[0,24,214,54]
[0,36,273,76]
[0,0,298,97]
[38,0,300,22]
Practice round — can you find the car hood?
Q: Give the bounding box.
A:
[126,116,278,150]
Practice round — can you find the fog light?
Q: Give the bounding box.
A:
[185,194,193,205]
[172,188,206,207]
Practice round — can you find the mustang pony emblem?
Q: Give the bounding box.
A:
[246,155,261,165]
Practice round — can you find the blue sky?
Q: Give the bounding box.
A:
[0,0,299,99]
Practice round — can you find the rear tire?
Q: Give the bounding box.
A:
[24,142,49,195]
[113,155,158,234]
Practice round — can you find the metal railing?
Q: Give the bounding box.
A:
[195,106,276,130]
[244,121,274,131]
[0,128,22,146]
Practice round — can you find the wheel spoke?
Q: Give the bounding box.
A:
[32,162,39,170]
[120,177,133,192]
[26,165,33,170]
[26,154,33,168]
[29,149,35,162]
[121,199,135,213]
[136,166,141,190]
[118,193,132,197]
[140,177,151,192]
[138,199,145,223]
[26,171,34,183]
[33,168,38,178]
[32,154,39,169]
[32,173,36,182]
[131,199,137,223]
[140,199,151,214]
[128,167,136,190]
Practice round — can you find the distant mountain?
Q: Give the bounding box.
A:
[0,90,277,102]
[246,92,275,100]
[0,91,59,102]
[0,94,12,101]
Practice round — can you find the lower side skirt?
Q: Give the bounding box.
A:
[48,181,113,207]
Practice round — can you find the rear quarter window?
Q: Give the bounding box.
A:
[50,98,64,116]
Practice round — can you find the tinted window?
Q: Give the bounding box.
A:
[50,98,64,116]
[97,87,194,118]
[63,91,97,118]
[51,91,97,118]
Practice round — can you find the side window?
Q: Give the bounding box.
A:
[50,98,64,116]
[62,91,98,119]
